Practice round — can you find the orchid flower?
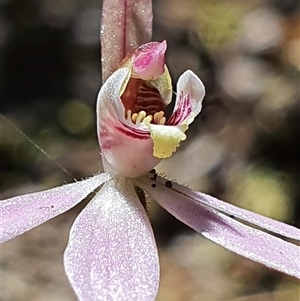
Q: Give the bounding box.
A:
[1,1,300,301]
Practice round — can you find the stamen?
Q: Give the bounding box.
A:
[132,112,138,123]
[143,115,153,124]
[136,111,147,124]
[130,110,149,125]
[127,110,132,122]
[153,111,166,125]
[159,117,166,125]
[128,110,165,125]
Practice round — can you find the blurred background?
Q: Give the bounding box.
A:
[1,0,299,300]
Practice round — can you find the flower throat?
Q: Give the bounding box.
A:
[121,77,166,125]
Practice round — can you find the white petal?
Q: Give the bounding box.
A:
[64,177,160,301]
[97,68,160,177]
[170,70,205,125]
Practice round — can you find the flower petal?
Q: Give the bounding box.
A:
[97,68,160,177]
[136,175,300,279]
[145,70,205,159]
[101,0,153,82]
[119,41,172,108]
[168,70,205,126]
[64,177,159,301]
[131,41,167,80]
[0,173,110,243]
[153,175,300,240]
[144,121,188,158]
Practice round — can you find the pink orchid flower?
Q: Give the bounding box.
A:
[98,40,204,178]
[1,1,300,301]
[2,39,300,301]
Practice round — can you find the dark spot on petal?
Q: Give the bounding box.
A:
[165,180,172,188]
[150,175,157,181]
[39,205,54,210]
[150,169,157,175]
[150,169,157,181]
[229,215,235,219]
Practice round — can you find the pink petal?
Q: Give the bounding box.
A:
[136,175,300,279]
[152,175,300,240]
[0,173,110,243]
[64,178,159,301]
[101,0,153,82]
[97,68,160,178]
[168,70,205,125]
[132,41,167,80]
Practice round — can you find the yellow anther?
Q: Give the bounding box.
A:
[144,115,153,124]
[136,111,147,124]
[132,112,138,123]
[127,110,165,125]
[159,116,166,125]
[153,111,166,125]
